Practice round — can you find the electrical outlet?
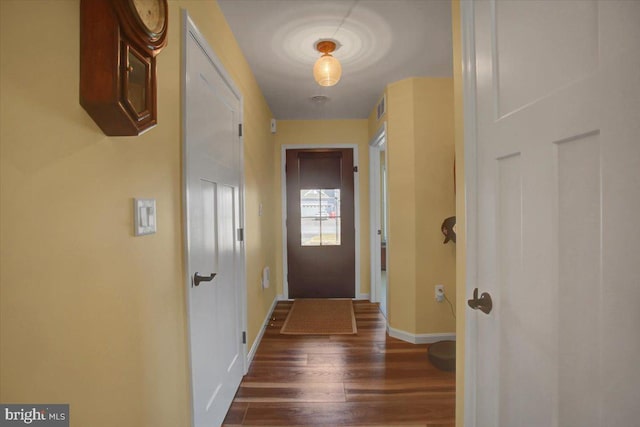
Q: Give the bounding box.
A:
[435,285,445,303]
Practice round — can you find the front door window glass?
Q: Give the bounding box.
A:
[300,189,341,246]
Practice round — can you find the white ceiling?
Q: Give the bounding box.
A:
[217,0,453,120]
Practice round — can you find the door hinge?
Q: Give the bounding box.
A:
[353,166,358,172]
[237,228,244,242]
[242,331,247,344]
[238,123,243,137]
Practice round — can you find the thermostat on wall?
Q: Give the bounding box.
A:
[134,198,157,236]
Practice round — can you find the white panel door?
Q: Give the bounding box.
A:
[464,1,640,426]
[184,17,244,427]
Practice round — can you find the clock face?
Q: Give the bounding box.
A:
[131,0,166,35]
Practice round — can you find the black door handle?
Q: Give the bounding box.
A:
[193,272,216,287]
[467,288,493,314]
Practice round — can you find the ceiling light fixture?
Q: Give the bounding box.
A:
[313,40,342,87]
[312,0,359,87]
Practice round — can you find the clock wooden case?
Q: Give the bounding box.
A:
[80,0,168,136]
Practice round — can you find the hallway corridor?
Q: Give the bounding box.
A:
[223,300,455,426]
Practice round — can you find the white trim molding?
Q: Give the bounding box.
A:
[461,0,479,426]
[388,326,456,344]
[246,295,281,365]
[368,122,387,305]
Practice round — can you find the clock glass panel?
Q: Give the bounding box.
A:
[127,51,147,114]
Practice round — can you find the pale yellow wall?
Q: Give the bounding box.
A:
[413,78,456,334]
[381,77,456,335]
[273,120,370,297]
[452,0,466,424]
[386,79,418,332]
[0,1,276,426]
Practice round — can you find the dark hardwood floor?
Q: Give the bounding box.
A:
[223,300,456,426]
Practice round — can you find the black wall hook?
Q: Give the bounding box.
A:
[467,288,493,314]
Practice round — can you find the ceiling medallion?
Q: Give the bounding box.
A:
[313,40,342,87]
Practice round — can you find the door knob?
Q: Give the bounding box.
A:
[467,288,493,314]
[193,272,217,287]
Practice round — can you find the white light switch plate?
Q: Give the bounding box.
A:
[134,198,157,236]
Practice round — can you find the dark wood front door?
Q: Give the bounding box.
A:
[286,148,355,298]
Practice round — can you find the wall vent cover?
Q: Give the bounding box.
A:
[376,95,386,121]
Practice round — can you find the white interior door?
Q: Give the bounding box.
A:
[463,1,640,426]
[184,15,245,427]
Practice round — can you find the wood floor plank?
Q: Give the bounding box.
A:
[222,301,455,426]
[222,401,248,425]
[234,382,346,403]
[240,401,454,426]
[344,379,455,403]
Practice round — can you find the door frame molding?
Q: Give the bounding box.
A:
[281,144,361,299]
[368,122,386,309]
[461,0,479,425]
[181,10,249,419]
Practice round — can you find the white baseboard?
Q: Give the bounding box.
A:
[387,325,456,344]
[246,295,280,365]
[356,293,370,300]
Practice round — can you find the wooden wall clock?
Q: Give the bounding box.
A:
[80,0,168,136]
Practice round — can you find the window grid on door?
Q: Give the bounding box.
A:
[300,189,341,246]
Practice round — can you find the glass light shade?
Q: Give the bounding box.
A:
[313,54,342,87]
